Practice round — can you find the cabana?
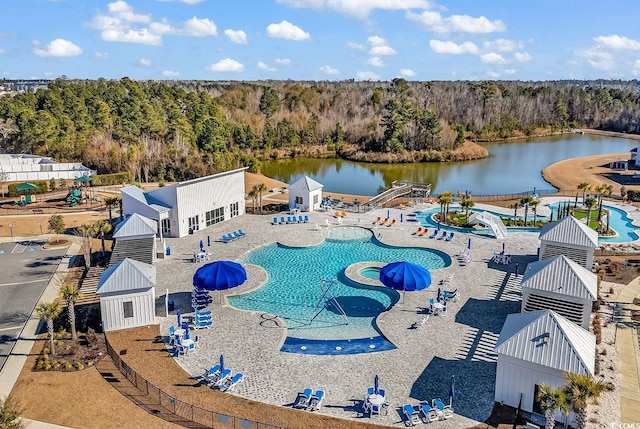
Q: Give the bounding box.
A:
[96,258,156,332]
[521,255,597,329]
[111,213,158,265]
[538,215,599,269]
[288,176,323,212]
[494,309,595,427]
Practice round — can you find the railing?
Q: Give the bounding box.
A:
[105,338,281,429]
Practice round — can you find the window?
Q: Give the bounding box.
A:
[188,215,199,232]
[123,301,134,318]
[295,196,303,204]
[230,202,239,218]
[313,194,319,205]
[205,207,224,226]
[161,218,171,236]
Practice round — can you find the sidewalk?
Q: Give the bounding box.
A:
[615,276,640,424]
[0,238,79,429]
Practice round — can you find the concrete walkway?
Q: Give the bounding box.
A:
[0,236,78,429]
[615,276,640,424]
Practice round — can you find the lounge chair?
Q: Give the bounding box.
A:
[199,364,221,384]
[387,219,396,227]
[419,402,440,423]
[280,216,286,224]
[419,228,429,237]
[335,211,341,218]
[412,227,422,235]
[341,211,347,217]
[272,217,279,225]
[437,231,447,240]
[380,218,388,225]
[298,215,304,223]
[286,216,293,224]
[446,232,455,241]
[221,235,233,243]
[429,230,438,238]
[432,398,454,419]
[236,229,247,237]
[308,390,325,411]
[403,404,421,426]
[209,368,232,387]
[193,319,213,329]
[411,316,428,329]
[374,216,381,224]
[219,372,244,392]
[293,388,313,408]
[303,215,309,223]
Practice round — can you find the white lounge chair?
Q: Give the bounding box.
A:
[308,390,325,411]
[294,388,313,408]
[432,398,454,419]
[419,402,439,423]
[403,404,421,426]
[219,373,243,392]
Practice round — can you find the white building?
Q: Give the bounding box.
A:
[538,215,599,269]
[96,258,156,332]
[521,255,597,330]
[121,167,246,238]
[495,309,595,427]
[0,154,96,182]
[288,176,323,212]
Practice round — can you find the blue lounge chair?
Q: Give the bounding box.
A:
[280,217,286,224]
[308,390,325,411]
[298,215,304,223]
[419,403,439,423]
[199,364,221,384]
[294,388,313,408]
[221,235,233,243]
[196,309,211,316]
[209,368,232,387]
[286,216,292,224]
[237,229,247,236]
[403,404,421,426]
[303,215,309,223]
[446,232,455,241]
[432,398,454,419]
[429,230,439,238]
[437,231,447,240]
[272,217,279,225]
[219,373,244,392]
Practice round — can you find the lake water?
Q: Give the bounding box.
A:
[262,134,637,196]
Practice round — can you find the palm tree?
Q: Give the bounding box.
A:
[247,188,258,213]
[59,283,82,341]
[35,301,62,355]
[438,191,453,223]
[583,196,597,229]
[520,195,534,226]
[510,201,521,224]
[94,219,112,257]
[530,198,540,227]
[577,181,591,206]
[76,223,96,270]
[459,194,474,224]
[254,183,267,214]
[537,384,569,429]
[564,372,606,429]
[104,196,119,224]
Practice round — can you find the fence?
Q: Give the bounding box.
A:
[105,339,282,429]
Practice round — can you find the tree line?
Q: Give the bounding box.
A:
[0,78,639,182]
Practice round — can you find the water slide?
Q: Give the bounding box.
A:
[468,211,508,239]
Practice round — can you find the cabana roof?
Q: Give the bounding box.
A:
[289,175,323,192]
[495,309,595,376]
[521,254,597,301]
[113,213,157,239]
[120,185,171,214]
[538,215,599,248]
[97,258,156,294]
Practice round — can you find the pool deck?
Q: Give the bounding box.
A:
[154,199,637,427]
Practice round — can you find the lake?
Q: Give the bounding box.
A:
[261,134,638,196]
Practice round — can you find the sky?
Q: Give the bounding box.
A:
[1,0,640,82]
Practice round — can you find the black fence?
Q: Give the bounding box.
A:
[105,339,281,429]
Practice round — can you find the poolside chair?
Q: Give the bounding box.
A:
[196,309,212,316]
[437,231,447,240]
[286,216,293,224]
[446,232,455,241]
[272,217,279,225]
[219,372,244,392]
[387,219,396,227]
[341,211,347,217]
[432,398,454,419]
[308,390,325,411]
[280,216,286,225]
[374,216,381,224]
[303,215,309,223]
[325,219,331,227]
[335,211,341,218]
[403,404,421,426]
[429,230,438,238]
[380,218,388,225]
[236,229,247,237]
[174,344,186,357]
[411,316,429,329]
[298,215,304,223]
[221,234,233,243]
[419,228,429,237]
[412,227,422,235]
[419,402,440,423]
[294,388,313,408]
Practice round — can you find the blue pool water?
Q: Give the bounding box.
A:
[228,226,451,354]
[415,204,639,243]
[359,266,382,280]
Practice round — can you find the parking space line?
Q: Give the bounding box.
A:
[0,278,51,287]
[0,325,23,332]
[11,244,26,253]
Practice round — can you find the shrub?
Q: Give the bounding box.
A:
[73,361,84,370]
[7,181,48,196]
[61,360,73,370]
[91,172,134,186]
[51,361,61,370]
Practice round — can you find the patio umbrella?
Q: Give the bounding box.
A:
[379,261,432,304]
[219,354,224,372]
[193,261,247,291]
[449,375,455,407]
[15,182,37,192]
[74,175,92,183]
[207,235,211,247]
[437,287,442,302]
[200,239,204,252]
[467,238,471,249]
[502,242,506,254]
[177,310,181,327]
[374,375,379,395]
[184,325,190,340]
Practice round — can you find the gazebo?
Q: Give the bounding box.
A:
[15,182,37,204]
[538,215,599,269]
[288,176,323,212]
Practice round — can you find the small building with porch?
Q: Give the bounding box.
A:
[538,215,599,269]
[521,254,597,330]
[111,213,158,266]
[494,309,595,428]
[96,258,156,332]
[288,176,323,212]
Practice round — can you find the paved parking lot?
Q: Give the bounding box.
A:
[0,240,68,371]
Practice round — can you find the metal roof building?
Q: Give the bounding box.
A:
[96,258,156,332]
[538,215,599,269]
[288,175,323,212]
[110,213,158,266]
[521,254,597,329]
[494,309,595,426]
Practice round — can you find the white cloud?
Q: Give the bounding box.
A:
[504,69,516,75]
[400,68,415,77]
[108,1,150,23]
[370,45,397,56]
[429,40,478,54]
[486,70,501,78]
[33,39,82,57]
[483,39,523,52]
[274,58,292,66]
[94,51,109,60]
[148,20,176,35]
[356,71,381,81]
[582,49,614,71]
[366,57,386,67]
[266,20,310,41]
[367,35,386,46]
[224,29,247,44]
[102,28,162,45]
[319,65,340,75]
[480,52,508,64]
[158,0,204,4]
[346,41,365,50]
[162,70,180,77]
[633,60,640,75]
[206,58,244,72]
[183,17,217,37]
[407,10,506,34]
[593,34,640,50]
[277,0,432,19]
[258,61,277,72]
[514,51,532,62]
[139,58,152,66]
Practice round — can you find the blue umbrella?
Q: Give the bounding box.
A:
[177,310,181,327]
[467,238,471,249]
[184,325,190,340]
[437,220,440,231]
[219,354,224,372]
[449,375,455,407]
[193,261,247,291]
[380,261,432,303]
[207,235,211,247]
[374,375,379,395]
[437,287,442,302]
[502,242,506,254]
[200,239,204,252]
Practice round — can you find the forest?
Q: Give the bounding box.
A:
[0,78,639,182]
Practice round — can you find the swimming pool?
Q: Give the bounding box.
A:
[228,226,451,354]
